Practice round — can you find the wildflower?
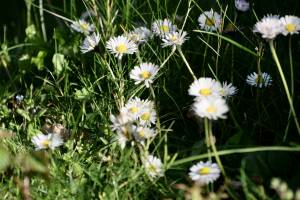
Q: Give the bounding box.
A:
[161,30,188,48]
[129,62,159,87]
[133,126,156,142]
[152,18,177,37]
[235,0,250,12]
[116,125,135,149]
[192,97,229,120]
[198,9,222,32]
[123,97,145,120]
[110,110,132,132]
[127,27,152,44]
[189,161,221,185]
[138,102,157,126]
[188,77,222,100]
[246,72,272,88]
[219,82,238,98]
[253,15,283,40]
[106,35,138,59]
[280,15,300,36]
[70,19,95,35]
[80,32,100,53]
[144,155,164,178]
[15,95,24,103]
[31,133,64,150]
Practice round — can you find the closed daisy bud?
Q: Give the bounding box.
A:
[235,0,250,12]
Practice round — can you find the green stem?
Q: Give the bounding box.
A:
[269,40,300,136]
[177,47,197,80]
[39,0,47,41]
[284,37,294,141]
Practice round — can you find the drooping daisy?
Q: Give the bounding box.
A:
[192,97,229,120]
[161,30,188,48]
[133,126,156,142]
[127,27,152,44]
[80,32,100,53]
[106,35,138,59]
[235,0,250,12]
[144,155,164,178]
[31,133,64,150]
[152,18,177,37]
[198,9,222,32]
[253,15,283,40]
[129,62,159,87]
[246,72,272,88]
[70,19,95,35]
[280,15,300,36]
[189,161,221,185]
[188,77,222,100]
[219,82,238,98]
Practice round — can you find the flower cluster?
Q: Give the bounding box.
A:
[110,97,157,148]
[188,77,237,120]
[254,15,300,40]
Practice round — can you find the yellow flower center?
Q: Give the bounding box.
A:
[199,167,211,175]
[140,71,151,79]
[205,18,215,26]
[41,139,51,148]
[80,23,89,31]
[141,112,150,121]
[148,164,157,173]
[139,130,145,137]
[116,43,127,53]
[159,25,170,33]
[285,23,296,32]
[170,35,178,42]
[206,105,217,113]
[129,106,138,113]
[199,88,212,96]
[255,76,263,85]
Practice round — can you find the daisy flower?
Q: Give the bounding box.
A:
[152,18,177,37]
[123,97,145,120]
[127,27,152,44]
[138,103,157,126]
[280,15,300,36]
[161,30,188,48]
[133,126,156,142]
[110,110,132,132]
[219,82,238,98]
[80,32,100,53]
[192,97,229,120]
[31,133,64,150]
[116,124,135,149]
[253,15,283,40]
[144,155,164,178]
[189,161,221,185]
[246,72,272,88]
[198,9,222,32]
[129,62,159,87]
[188,77,222,100]
[70,19,95,35]
[235,0,250,12]
[106,35,138,59]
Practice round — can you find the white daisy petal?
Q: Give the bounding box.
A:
[161,30,188,48]
[127,27,152,44]
[219,81,238,98]
[80,32,100,53]
[246,72,272,88]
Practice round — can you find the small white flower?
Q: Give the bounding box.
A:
[129,62,159,87]
[138,104,157,126]
[189,161,221,185]
[133,126,156,142]
[152,18,177,37]
[235,0,250,12]
[280,15,300,36]
[31,133,64,150]
[192,97,229,120]
[161,31,188,48]
[116,125,135,149]
[80,32,100,53]
[144,155,164,178]
[127,27,152,44]
[106,35,138,59]
[70,19,95,35]
[110,110,132,132]
[188,77,222,100]
[253,15,283,40]
[198,9,222,32]
[219,82,238,98]
[246,72,272,88]
[123,97,145,120]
